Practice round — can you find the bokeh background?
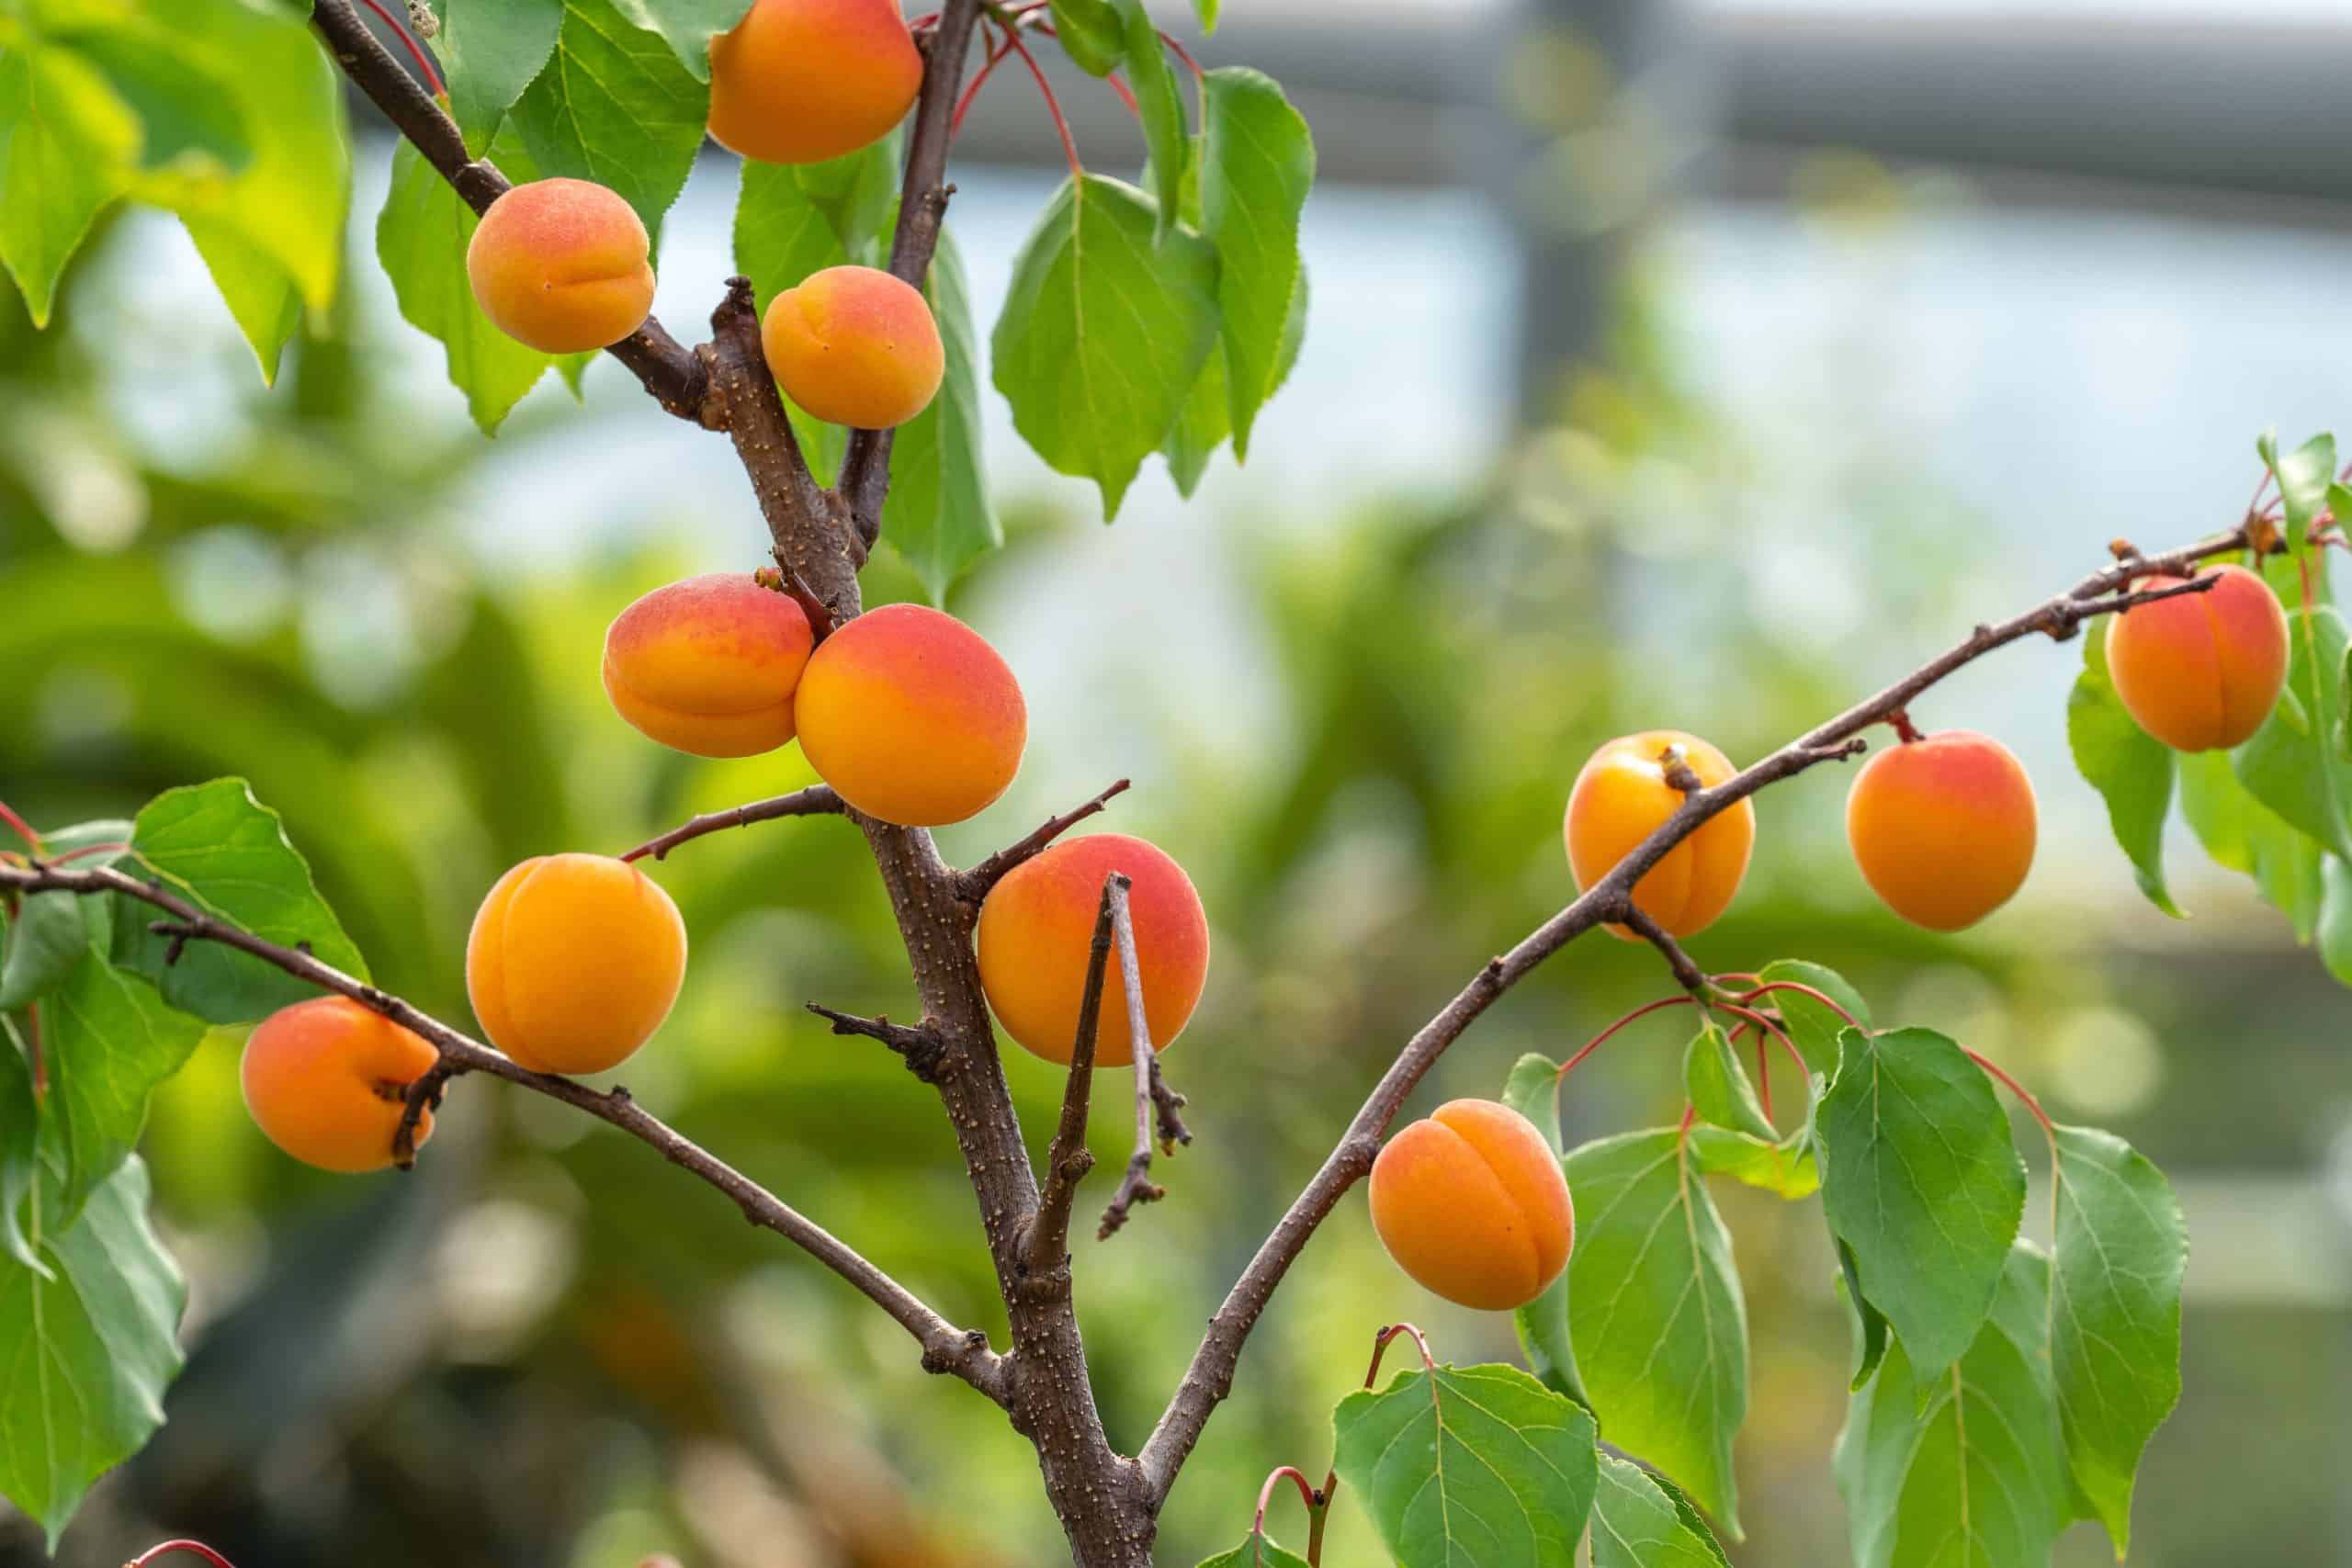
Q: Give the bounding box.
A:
[4,0,2349,1562]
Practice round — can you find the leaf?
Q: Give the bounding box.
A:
[2258,429,2335,559]
[1193,1532,1310,1568]
[790,130,901,259]
[1562,1129,1747,1531]
[45,16,250,172]
[880,228,1000,602]
[1193,0,1220,29]
[610,0,753,82]
[1834,1245,2070,1568]
[109,778,368,1024]
[2069,619,2183,916]
[1589,1454,1734,1568]
[1817,1027,2024,1380]
[1835,1235,1889,1391]
[1114,0,1187,241]
[1753,958,1868,1078]
[1331,1361,1599,1567]
[1500,1051,1590,1412]
[1163,337,1229,498]
[40,947,206,1229]
[1683,1022,1773,1141]
[0,41,137,326]
[2180,746,2325,941]
[1686,1125,1817,1201]
[508,0,708,243]
[0,1156,187,1550]
[2233,605,2352,861]
[0,1019,40,1274]
[991,174,1220,519]
[424,0,567,149]
[1049,0,1125,74]
[182,217,302,384]
[2323,856,2352,987]
[2050,1125,2186,1555]
[0,894,87,1010]
[1198,66,1312,460]
[378,131,563,434]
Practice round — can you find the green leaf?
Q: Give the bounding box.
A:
[508,0,708,242]
[0,1156,187,1550]
[2069,619,2183,916]
[1331,1361,1600,1567]
[0,894,87,1010]
[1048,0,1125,75]
[109,778,368,1024]
[2232,604,2351,861]
[44,16,250,173]
[40,946,206,1227]
[1198,66,1311,460]
[992,174,1219,519]
[0,41,137,326]
[1114,0,1187,242]
[2050,1125,2186,1555]
[0,1019,40,1274]
[610,0,753,82]
[2322,856,2352,987]
[1753,958,1868,1078]
[1163,337,1229,498]
[424,0,567,149]
[378,132,565,434]
[1834,1245,2070,1568]
[2179,746,2325,940]
[1500,1051,1590,1412]
[1590,1454,1734,1568]
[1193,1532,1310,1568]
[183,217,302,384]
[1683,1022,1773,1141]
[1818,1026,2024,1380]
[790,130,902,259]
[880,228,1000,602]
[1562,1129,1747,1532]
[1835,1235,1889,1391]
[2258,429,2335,559]
[1686,1125,1817,1201]
[1193,0,1220,29]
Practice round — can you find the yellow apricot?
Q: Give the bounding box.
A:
[761,265,944,430]
[707,0,922,164]
[977,833,1211,1068]
[2105,564,2290,750]
[466,853,687,1075]
[793,603,1026,826]
[1565,730,1754,938]
[1845,729,2036,931]
[241,996,438,1172]
[466,178,655,354]
[603,572,815,757]
[1370,1100,1574,1311]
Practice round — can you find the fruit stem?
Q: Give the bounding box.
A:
[0,800,41,854]
[122,1543,241,1568]
[355,0,445,99]
[1887,709,1925,744]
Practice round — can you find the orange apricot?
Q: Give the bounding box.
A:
[465,178,655,354]
[761,265,944,430]
[707,0,922,165]
[241,996,438,1172]
[466,853,687,1075]
[1845,728,2037,931]
[602,572,815,757]
[2104,564,2289,750]
[1369,1100,1574,1311]
[793,603,1026,826]
[1565,730,1755,938]
[976,833,1210,1068]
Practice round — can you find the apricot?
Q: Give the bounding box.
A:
[1565,730,1755,938]
[977,834,1210,1067]
[1845,729,2036,931]
[466,853,688,1075]
[761,265,944,430]
[707,0,922,165]
[2105,564,2289,751]
[241,996,438,1172]
[793,603,1026,826]
[603,572,815,757]
[466,178,655,354]
[1369,1100,1574,1311]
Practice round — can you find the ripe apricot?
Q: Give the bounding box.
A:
[241,996,438,1172]
[603,572,815,757]
[1370,1100,1574,1311]
[1565,730,1755,938]
[1846,729,2036,931]
[2105,564,2289,750]
[977,833,1210,1067]
[707,0,922,165]
[466,178,655,354]
[466,853,687,1075]
[761,265,944,430]
[793,603,1026,826]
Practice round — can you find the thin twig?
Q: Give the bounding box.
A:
[0,858,1005,1404]
[1614,904,1710,995]
[390,1058,454,1169]
[1024,874,1121,1272]
[1099,878,1188,1239]
[620,785,846,863]
[957,778,1132,900]
[808,1003,951,1082]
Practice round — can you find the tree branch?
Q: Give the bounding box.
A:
[1023,874,1120,1273]
[1132,522,2254,1497]
[311,0,709,418]
[1097,877,1189,1240]
[0,858,1005,1405]
[619,784,846,863]
[807,1002,951,1082]
[1615,904,1712,997]
[957,777,1132,901]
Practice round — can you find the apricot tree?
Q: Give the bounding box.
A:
[2,2,2350,1565]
